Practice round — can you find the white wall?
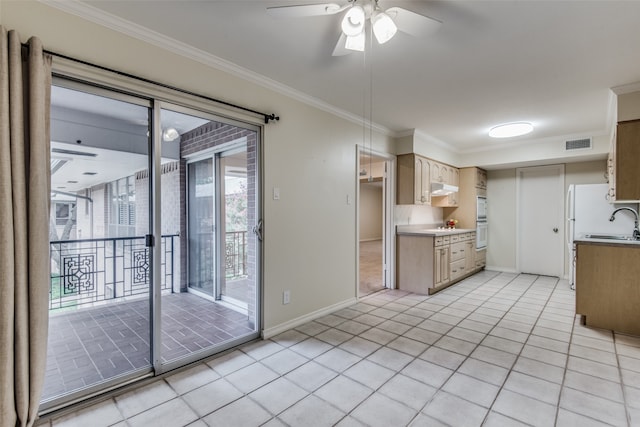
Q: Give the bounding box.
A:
[486,160,607,274]
[359,183,383,241]
[1,1,397,334]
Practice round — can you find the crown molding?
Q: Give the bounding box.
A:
[39,0,395,137]
[611,81,640,95]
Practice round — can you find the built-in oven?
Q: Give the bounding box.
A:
[476,196,487,221]
[476,221,487,249]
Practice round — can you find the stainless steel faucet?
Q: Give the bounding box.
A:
[609,207,640,240]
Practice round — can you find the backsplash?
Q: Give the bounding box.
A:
[394,204,443,227]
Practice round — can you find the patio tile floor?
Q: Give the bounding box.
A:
[43,293,254,402]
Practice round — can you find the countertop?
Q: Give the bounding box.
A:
[396,225,476,236]
[574,236,640,246]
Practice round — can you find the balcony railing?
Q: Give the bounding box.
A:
[49,234,178,311]
[225,231,247,278]
[49,231,248,311]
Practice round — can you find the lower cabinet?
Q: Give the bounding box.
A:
[575,242,640,336]
[397,232,483,295]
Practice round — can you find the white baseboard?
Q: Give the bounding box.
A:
[485,266,518,274]
[261,297,358,339]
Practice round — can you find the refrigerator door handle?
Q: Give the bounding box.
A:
[566,185,573,249]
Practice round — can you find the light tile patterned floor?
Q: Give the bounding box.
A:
[42,271,640,426]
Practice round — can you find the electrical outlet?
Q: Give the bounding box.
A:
[283,290,291,305]
[273,187,280,200]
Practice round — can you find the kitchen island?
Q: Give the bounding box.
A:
[396,225,485,295]
[575,237,640,336]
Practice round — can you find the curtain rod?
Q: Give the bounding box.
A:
[35,47,280,124]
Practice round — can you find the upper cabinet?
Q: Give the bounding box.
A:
[610,120,640,202]
[396,154,459,206]
[397,154,430,205]
[442,167,487,229]
[476,168,487,190]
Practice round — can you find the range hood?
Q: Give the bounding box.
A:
[431,182,459,196]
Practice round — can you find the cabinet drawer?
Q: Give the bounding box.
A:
[450,234,460,243]
[450,242,467,262]
[435,235,451,246]
[450,259,466,280]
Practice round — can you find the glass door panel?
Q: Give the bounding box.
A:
[43,83,153,407]
[188,158,215,295]
[218,150,249,310]
[159,106,259,367]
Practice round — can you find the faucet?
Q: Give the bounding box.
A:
[609,207,640,240]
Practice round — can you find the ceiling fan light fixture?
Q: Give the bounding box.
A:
[372,10,397,44]
[488,122,534,138]
[341,5,365,36]
[345,30,365,51]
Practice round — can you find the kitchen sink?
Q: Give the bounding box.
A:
[584,234,635,241]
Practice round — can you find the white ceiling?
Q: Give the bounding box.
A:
[74,0,640,152]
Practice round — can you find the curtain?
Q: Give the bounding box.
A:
[0,27,52,427]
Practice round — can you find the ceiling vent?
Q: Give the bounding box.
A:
[565,138,592,151]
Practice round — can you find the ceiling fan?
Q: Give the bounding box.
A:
[267,0,442,56]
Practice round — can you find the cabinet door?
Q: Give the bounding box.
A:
[421,159,431,204]
[431,161,442,183]
[465,241,475,272]
[440,165,449,183]
[449,168,459,187]
[476,168,487,190]
[434,246,450,286]
[615,121,640,201]
[414,157,423,204]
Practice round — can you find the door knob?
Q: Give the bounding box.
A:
[553,228,558,233]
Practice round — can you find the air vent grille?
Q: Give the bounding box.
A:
[565,138,592,151]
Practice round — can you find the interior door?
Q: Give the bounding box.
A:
[517,165,565,276]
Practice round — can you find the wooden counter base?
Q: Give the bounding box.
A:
[575,241,640,336]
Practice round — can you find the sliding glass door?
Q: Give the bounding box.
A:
[159,105,260,368]
[42,82,261,410]
[45,83,153,404]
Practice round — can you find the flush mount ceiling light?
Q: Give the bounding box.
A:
[267,0,442,56]
[489,122,534,138]
[162,127,179,141]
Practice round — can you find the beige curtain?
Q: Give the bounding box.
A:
[0,27,52,427]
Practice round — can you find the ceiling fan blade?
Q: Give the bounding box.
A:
[386,7,442,39]
[332,33,352,56]
[267,3,345,18]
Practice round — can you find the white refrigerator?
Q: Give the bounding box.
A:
[566,183,637,288]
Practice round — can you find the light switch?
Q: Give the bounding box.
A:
[273,187,280,200]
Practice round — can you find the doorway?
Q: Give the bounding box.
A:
[516,165,565,276]
[357,149,395,296]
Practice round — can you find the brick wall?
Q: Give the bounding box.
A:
[180,122,258,327]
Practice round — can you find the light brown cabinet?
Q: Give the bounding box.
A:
[443,167,487,229]
[610,120,640,201]
[397,154,458,206]
[397,231,481,295]
[575,241,640,336]
[397,154,430,205]
[476,169,487,190]
[430,159,459,208]
[434,237,450,288]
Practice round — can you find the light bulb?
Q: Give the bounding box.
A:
[372,10,397,44]
[163,127,179,141]
[345,30,365,51]
[341,5,365,36]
